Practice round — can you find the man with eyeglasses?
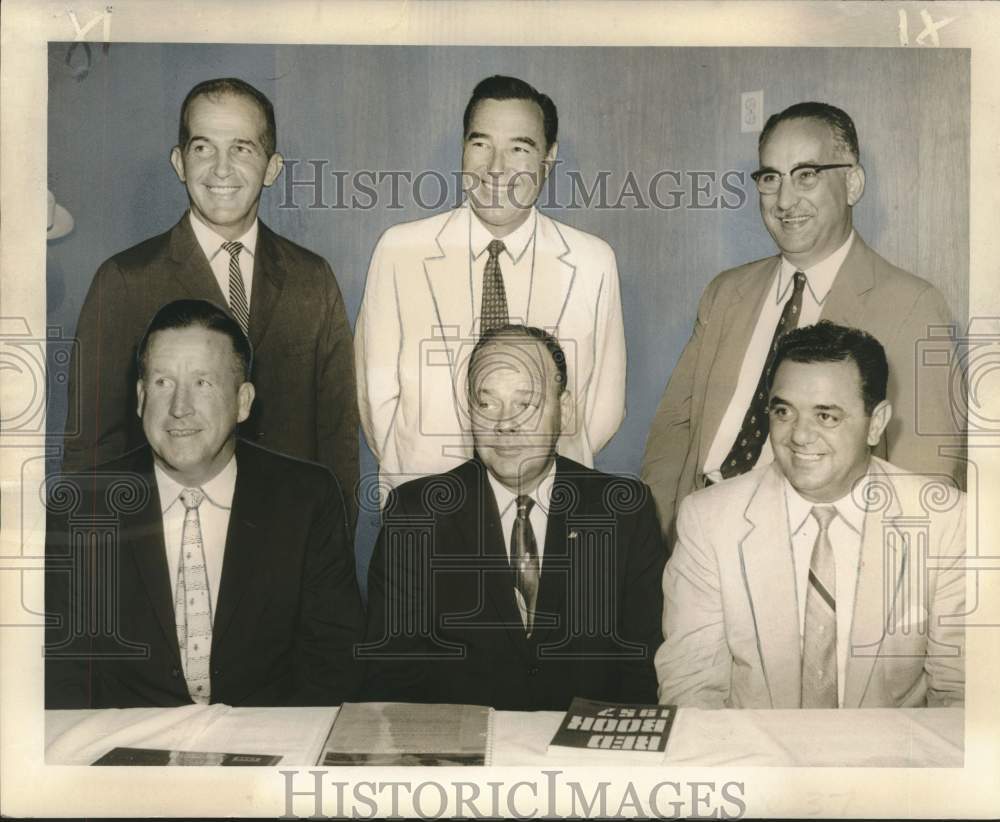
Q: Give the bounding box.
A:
[641,101,962,543]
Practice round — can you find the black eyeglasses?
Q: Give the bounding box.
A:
[750,164,854,194]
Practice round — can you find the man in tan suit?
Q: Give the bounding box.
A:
[657,322,965,709]
[641,101,962,542]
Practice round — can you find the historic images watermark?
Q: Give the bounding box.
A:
[280,769,747,819]
[279,162,749,212]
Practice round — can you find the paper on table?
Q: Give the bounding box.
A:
[319,702,493,766]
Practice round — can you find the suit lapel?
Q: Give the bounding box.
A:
[422,209,476,427]
[167,214,228,306]
[843,467,906,708]
[739,464,803,708]
[819,234,875,326]
[465,462,533,659]
[212,444,268,649]
[525,213,575,332]
[530,464,570,644]
[698,257,779,461]
[247,222,286,350]
[126,450,182,663]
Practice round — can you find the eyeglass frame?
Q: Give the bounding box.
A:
[750,163,855,194]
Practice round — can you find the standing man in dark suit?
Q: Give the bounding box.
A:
[46,300,365,708]
[62,77,359,525]
[641,101,963,542]
[363,325,665,711]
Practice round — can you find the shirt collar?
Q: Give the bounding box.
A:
[777,230,854,306]
[486,458,557,519]
[783,461,870,537]
[155,452,238,514]
[469,204,537,263]
[189,210,259,262]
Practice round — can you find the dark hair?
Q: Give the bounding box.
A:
[768,321,888,414]
[137,299,253,382]
[468,324,567,395]
[463,75,558,150]
[759,101,860,162]
[178,77,277,157]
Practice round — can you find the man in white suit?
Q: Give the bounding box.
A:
[657,321,965,709]
[355,75,626,492]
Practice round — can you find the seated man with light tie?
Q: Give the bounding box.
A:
[657,322,965,709]
[45,299,365,708]
[363,325,665,711]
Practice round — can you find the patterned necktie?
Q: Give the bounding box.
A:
[720,270,807,479]
[480,239,509,334]
[801,505,838,708]
[512,495,540,636]
[175,488,212,704]
[221,240,250,334]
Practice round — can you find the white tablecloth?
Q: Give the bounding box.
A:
[46,705,963,767]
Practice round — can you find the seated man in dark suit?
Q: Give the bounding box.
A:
[363,325,666,710]
[45,299,365,708]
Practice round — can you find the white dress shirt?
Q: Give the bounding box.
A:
[189,211,258,311]
[784,472,866,707]
[470,207,538,329]
[155,455,237,622]
[704,231,855,481]
[486,460,557,628]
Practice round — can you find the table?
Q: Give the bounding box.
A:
[45,705,962,767]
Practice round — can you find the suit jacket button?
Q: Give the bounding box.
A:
[529,666,541,676]
[212,669,221,677]
[256,431,265,440]
[170,668,181,678]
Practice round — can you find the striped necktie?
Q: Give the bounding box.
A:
[221,240,250,333]
[801,504,838,708]
[512,494,540,636]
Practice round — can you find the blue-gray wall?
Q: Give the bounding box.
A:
[47,44,970,587]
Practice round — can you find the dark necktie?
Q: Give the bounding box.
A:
[720,270,807,479]
[801,505,838,708]
[511,494,540,636]
[481,239,509,334]
[221,240,250,334]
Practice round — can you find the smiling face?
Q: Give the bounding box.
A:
[469,337,571,493]
[768,358,890,503]
[758,117,864,270]
[137,325,255,487]
[170,93,283,240]
[462,97,557,238]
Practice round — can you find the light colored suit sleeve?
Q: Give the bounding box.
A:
[584,245,626,454]
[641,276,719,539]
[656,493,732,708]
[355,233,401,464]
[926,497,966,706]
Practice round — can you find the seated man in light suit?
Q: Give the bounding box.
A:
[45,299,365,708]
[657,322,965,709]
[363,325,664,711]
[356,75,626,494]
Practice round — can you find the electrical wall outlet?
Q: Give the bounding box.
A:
[741,90,764,133]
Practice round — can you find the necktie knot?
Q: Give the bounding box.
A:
[222,240,243,259]
[487,239,506,260]
[180,488,204,510]
[793,270,807,289]
[810,504,837,532]
[515,494,534,519]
